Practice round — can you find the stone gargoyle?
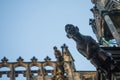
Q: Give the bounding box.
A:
[65,24,117,79]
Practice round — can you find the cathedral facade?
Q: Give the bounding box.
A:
[0,44,96,80]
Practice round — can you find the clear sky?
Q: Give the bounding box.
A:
[0,0,97,74]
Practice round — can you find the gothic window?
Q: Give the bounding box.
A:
[0,74,10,80]
[44,66,54,76]
[30,66,39,76]
[0,67,10,80]
[15,66,26,80]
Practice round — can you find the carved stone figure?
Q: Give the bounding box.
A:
[65,24,117,80]
[52,47,65,80]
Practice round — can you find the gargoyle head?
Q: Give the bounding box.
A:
[65,24,79,38]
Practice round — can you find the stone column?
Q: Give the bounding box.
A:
[10,64,15,80]
[26,64,30,80]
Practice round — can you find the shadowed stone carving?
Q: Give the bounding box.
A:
[65,24,118,80]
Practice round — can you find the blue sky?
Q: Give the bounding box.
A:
[0,0,96,72]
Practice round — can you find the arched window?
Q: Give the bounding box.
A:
[0,67,10,71]
[15,66,26,80]
[0,75,10,80]
[30,66,39,76]
[44,66,54,76]
[0,67,10,80]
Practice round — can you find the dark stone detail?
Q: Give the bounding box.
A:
[17,56,24,62]
[31,56,38,62]
[61,44,68,49]
[44,56,51,61]
[65,24,119,80]
[1,57,8,62]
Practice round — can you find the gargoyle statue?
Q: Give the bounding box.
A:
[65,24,117,80]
